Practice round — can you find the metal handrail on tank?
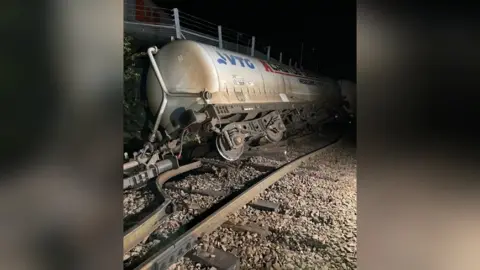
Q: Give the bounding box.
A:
[122,45,172,169]
[147,46,169,143]
[146,44,208,143]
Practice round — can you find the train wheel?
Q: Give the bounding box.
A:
[265,128,284,143]
[215,135,244,161]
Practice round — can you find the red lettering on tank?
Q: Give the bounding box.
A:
[259,61,273,73]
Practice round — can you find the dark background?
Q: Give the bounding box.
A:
[156,0,356,81]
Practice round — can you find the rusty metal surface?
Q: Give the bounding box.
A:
[134,136,342,270]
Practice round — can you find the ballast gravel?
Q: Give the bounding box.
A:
[123,135,356,270]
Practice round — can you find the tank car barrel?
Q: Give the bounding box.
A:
[139,40,347,163]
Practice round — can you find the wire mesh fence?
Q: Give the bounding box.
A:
[124,3,292,63]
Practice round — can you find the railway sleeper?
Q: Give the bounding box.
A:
[186,247,240,270]
[222,221,272,237]
[248,199,281,212]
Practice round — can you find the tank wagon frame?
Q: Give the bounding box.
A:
[123,40,351,188]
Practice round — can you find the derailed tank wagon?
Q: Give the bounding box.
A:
[123,40,348,188]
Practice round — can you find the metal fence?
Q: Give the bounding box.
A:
[124,3,286,64]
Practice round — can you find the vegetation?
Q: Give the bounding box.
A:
[123,35,146,144]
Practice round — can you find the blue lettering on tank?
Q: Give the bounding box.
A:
[244,59,255,69]
[216,51,255,69]
[225,54,237,65]
[233,56,245,67]
[216,52,227,64]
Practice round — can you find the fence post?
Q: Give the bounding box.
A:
[266,46,271,60]
[279,52,282,63]
[173,8,181,39]
[250,36,255,56]
[288,58,292,66]
[218,25,223,48]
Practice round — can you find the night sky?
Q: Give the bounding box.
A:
[157,0,356,81]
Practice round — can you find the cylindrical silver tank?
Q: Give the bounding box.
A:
[146,40,342,133]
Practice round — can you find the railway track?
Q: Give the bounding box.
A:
[123,132,342,270]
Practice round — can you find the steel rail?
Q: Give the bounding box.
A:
[123,161,203,255]
[123,193,173,255]
[133,136,342,270]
